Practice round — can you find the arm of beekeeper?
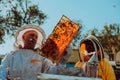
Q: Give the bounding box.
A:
[47,63,65,74]
[75,61,83,68]
[0,65,7,79]
[41,58,54,73]
[59,45,72,65]
[0,54,11,80]
[98,59,116,80]
[1,52,12,68]
[47,45,72,74]
[0,53,13,79]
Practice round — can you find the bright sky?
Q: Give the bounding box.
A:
[0,0,120,54]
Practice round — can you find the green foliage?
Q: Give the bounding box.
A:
[0,0,47,44]
[99,24,120,54]
[0,27,5,44]
[89,23,120,59]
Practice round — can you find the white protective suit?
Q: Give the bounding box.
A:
[1,49,53,80]
[0,24,54,80]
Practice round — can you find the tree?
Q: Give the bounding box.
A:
[89,24,120,60]
[0,26,5,44]
[0,9,5,44]
[0,0,47,44]
[99,24,120,60]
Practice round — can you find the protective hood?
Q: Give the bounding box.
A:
[78,35,104,63]
[14,24,46,50]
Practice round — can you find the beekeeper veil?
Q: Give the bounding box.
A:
[78,35,104,63]
[14,24,46,50]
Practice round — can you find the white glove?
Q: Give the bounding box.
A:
[59,45,72,64]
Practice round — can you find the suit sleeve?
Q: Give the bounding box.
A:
[41,58,54,73]
[99,59,116,80]
[0,53,12,79]
[104,60,116,80]
[1,53,12,68]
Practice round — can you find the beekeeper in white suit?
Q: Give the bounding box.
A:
[0,24,54,80]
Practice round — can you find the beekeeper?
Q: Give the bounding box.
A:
[0,24,54,80]
[75,35,116,80]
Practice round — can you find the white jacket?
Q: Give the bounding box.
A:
[1,49,54,80]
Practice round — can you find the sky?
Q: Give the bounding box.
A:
[0,0,120,55]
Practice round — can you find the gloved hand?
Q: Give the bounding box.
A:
[82,62,98,77]
[47,45,73,74]
[0,66,7,80]
[59,45,73,65]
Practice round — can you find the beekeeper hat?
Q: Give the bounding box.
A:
[78,35,104,62]
[14,24,46,50]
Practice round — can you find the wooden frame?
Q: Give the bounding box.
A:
[41,15,81,63]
